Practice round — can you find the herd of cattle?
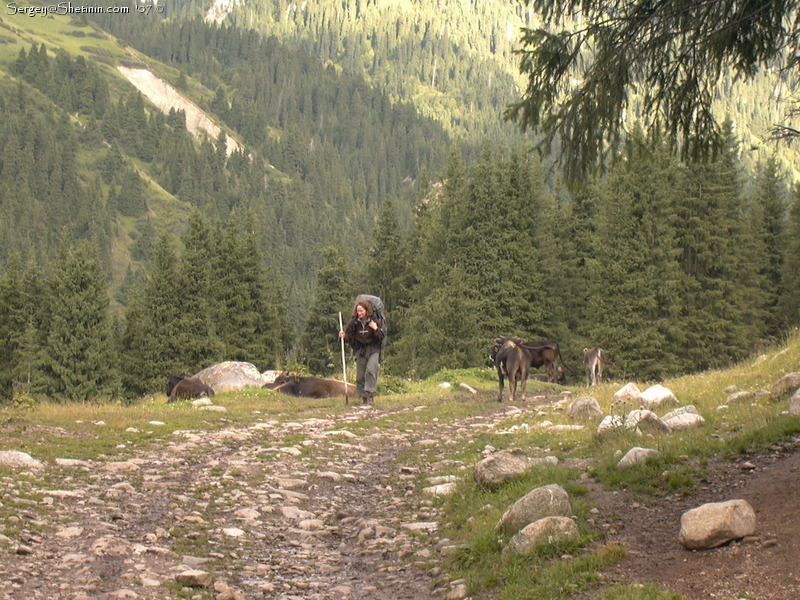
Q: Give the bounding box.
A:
[491,337,613,402]
[163,340,613,403]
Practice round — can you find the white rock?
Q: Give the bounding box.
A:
[638,384,678,409]
[422,483,458,496]
[613,382,642,402]
[507,516,580,555]
[597,415,624,436]
[0,451,44,469]
[617,447,661,469]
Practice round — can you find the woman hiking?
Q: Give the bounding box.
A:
[339,299,384,405]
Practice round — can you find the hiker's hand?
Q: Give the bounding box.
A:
[338,331,345,339]
[369,321,378,330]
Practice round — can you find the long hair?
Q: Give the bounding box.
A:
[352,300,373,319]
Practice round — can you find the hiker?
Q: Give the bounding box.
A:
[339,298,385,405]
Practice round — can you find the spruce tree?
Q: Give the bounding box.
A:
[172,211,225,371]
[752,157,789,337]
[37,237,120,401]
[0,254,26,400]
[677,121,759,369]
[120,232,185,396]
[213,219,291,369]
[299,245,352,375]
[778,186,800,328]
[586,133,686,379]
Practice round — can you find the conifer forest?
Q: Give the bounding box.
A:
[0,0,798,401]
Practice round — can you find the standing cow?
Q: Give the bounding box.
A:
[491,337,533,402]
[583,347,613,386]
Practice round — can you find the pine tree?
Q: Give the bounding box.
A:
[120,232,185,396]
[37,237,120,401]
[392,146,549,377]
[172,212,225,371]
[752,156,789,337]
[212,219,291,369]
[299,245,352,375]
[0,254,26,400]
[586,133,686,379]
[676,121,760,369]
[778,186,800,328]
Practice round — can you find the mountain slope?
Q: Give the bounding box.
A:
[0,10,452,321]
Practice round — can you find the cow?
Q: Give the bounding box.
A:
[490,337,532,402]
[583,347,613,386]
[168,377,216,402]
[518,339,573,384]
[165,374,187,397]
[528,367,566,385]
[268,374,356,399]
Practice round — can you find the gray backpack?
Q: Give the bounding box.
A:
[355,294,388,354]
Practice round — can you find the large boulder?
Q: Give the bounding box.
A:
[772,373,800,399]
[611,383,641,413]
[790,388,800,417]
[474,449,532,490]
[498,484,572,536]
[0,451,44,469]
[567,397,603,421]
[638,384,678,410]
[625,409,671,435]
[679,499,756,550]
[662,405,706,431]
[506,516,580,555]
[597,415,624,437]
[193,362,269,392]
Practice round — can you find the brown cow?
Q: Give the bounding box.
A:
[165,373,188,397]
[519,339,572,384]
[269,374,356,399]
[168,377,215,402]
[490,337,532,402]
[583,347,613,386]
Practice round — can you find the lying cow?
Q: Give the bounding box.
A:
[491,337,532,402]
[583,347,614,386]
[165,373,187,397]
[268,374,356,399]
[167,376,215,402]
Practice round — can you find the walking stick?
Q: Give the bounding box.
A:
[339,311,349,405]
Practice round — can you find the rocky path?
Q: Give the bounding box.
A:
[0,402,510,600]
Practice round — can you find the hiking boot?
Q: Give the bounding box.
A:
[363,393,374,405]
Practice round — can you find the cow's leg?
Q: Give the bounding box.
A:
[519,368,529,400]
[597,362,603,384]
[497,370,505,402]
[508,372,517,402]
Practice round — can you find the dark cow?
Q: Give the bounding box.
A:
[583,347,613,386]
[519,339,573,384]
[168,377,215,402]
[268,374,356,399]
[165,374,187,397]
[490,337,532,402]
